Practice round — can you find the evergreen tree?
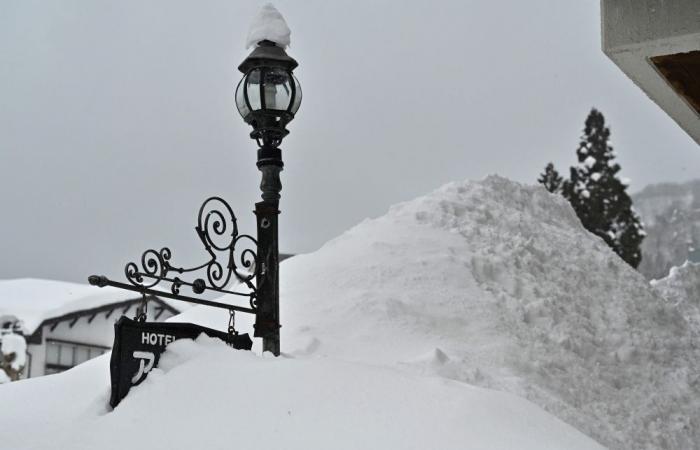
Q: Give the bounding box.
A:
[538,163,563,193]
[562,108,645,268]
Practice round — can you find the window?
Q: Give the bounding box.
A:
[44,340,109,374]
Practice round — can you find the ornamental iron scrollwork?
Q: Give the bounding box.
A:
[90,197,261,315]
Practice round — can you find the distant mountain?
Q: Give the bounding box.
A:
[632,180,700,280]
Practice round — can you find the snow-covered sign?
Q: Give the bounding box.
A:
[109,317,252,407]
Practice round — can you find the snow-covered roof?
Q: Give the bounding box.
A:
[245,3,291,49]
[0,278,158,335]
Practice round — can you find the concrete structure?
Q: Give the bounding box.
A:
[0,279,182,379]
[602,0,700,145]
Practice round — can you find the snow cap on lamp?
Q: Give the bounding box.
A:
[246,3,291,49]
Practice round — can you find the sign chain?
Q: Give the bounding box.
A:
[136,293,148,322]
[228,309,238,336]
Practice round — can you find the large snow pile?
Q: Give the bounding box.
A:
[652,261,700,332]
[0,175,697,449]
[274,176,698,449]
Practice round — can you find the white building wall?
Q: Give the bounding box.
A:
[25,343,45,378]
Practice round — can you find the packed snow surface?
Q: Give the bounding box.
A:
[0,337,603,450]
[2,175,699,449]
[245,3,291,49]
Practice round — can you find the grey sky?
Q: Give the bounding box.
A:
[1,0,699,284]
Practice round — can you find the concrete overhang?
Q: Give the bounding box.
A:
[602,0,700,146]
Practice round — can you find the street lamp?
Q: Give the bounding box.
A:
[87,9,300,403]
[236,38,301,356]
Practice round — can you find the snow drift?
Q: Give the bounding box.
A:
[1,175,698,449]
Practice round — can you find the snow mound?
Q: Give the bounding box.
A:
[0,336,603,450]
[278,175,699,450]
[245,3,291,49]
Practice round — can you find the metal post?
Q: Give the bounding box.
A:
[253,145,282,356]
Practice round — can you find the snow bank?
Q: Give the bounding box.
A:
[245,3,291,49]
[0,336,603,450]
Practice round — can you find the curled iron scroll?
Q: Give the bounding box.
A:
[123,197,259,308]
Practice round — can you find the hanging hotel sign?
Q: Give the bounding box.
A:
[89,196,266,407]
[109,316,252,408]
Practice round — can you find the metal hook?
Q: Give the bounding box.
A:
[228,309,238,336]
[136,292,148,322]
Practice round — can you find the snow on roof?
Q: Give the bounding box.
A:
[245,3,291,49]
[0,278,147,335]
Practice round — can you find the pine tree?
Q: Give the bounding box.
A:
[562,108,645,268]
[538,163,563,193]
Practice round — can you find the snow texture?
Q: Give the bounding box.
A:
[0,333,26,371]
[245,3,291,49]
[1,176,699,449]
[0,337,603,450]
[272,176,699,449]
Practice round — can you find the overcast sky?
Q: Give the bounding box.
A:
[1,0,699,284]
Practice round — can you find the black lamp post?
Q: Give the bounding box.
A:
[235,39,301,356]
